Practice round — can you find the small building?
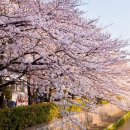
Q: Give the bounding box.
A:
[0,75,28,107]
[11,81,28,106]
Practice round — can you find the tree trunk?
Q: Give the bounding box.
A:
[0,77,4,108]
[27,76,33,105]
[0,92,7,108]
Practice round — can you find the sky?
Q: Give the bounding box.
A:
[80,0,130,40]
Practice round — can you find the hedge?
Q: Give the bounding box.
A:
[0,103,60,130]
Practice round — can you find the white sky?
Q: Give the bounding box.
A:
[80,0,130,40]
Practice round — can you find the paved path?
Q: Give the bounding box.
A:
[118,120,130,130]
[87,104,126,130]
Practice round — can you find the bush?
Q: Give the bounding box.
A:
[67,105,83,113]
[101,100,109,105]
[65,98,90,113]
[0,103,60,130]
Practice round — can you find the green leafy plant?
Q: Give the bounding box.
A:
[0,103,60,130]
[101,100,109,105]
[67,105,83,112]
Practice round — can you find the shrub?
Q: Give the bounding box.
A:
[101,100,109,105]
[67,105,83,113]
[65,98,90,113]
[0,103,60,130]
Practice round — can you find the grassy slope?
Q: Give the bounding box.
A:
[104,112,130,130]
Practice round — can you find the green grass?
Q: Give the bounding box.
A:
[104,112,130,130]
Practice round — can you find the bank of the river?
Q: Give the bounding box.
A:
[118,119,130,130]
[24,104,126,130]
[105,112,130,130]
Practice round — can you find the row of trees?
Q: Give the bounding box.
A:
[0,0,130,109]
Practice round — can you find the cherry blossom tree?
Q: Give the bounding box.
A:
[0,0,130,109]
